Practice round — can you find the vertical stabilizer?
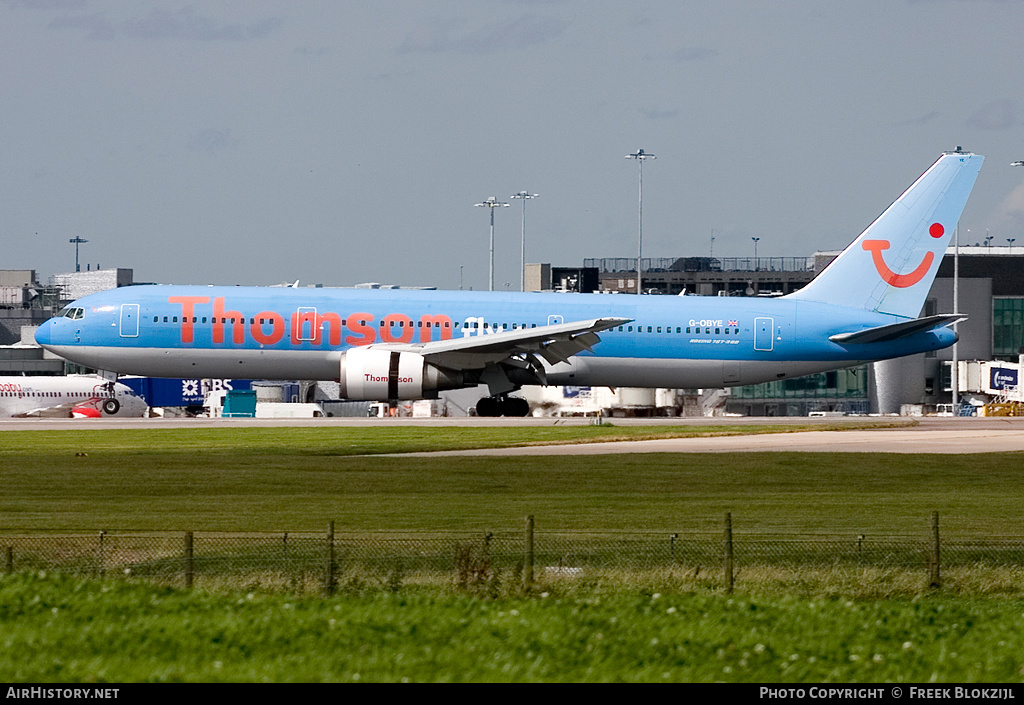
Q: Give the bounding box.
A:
[788,151,983,317]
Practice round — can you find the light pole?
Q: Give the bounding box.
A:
[1015,161,1023,246]
[475,196,509,292]
[69,237,88,273]
[751,237,760,270]
[510,191,538,292]
[952,226,960,411]
[626,148,655,294]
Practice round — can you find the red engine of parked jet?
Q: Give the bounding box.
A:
[338,348,464,401]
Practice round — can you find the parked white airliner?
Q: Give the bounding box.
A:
[0,375,147,418]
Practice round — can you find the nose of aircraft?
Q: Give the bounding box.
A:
[34,317,55,347]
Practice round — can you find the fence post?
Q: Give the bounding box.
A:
[282,531,288,585]
[524,515,534,593]
[184,531,194,589]
[4,546,12,574]
[724,512,734,594]
[97,531,105,579]
[930,511,941,589]
[325,521,336,596]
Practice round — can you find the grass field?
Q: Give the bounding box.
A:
[1,423,1023,534]
[3,570,1024,682]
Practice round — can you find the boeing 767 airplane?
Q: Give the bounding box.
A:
[35,151,983,416]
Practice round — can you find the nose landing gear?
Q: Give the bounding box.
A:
[100,379,120,415]
[475,395,530,417]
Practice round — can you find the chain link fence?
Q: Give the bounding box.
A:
[6,514,1024,595]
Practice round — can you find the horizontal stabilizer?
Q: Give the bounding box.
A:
[829,314,965,345]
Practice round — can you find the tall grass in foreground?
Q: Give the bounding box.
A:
[2,571,1023,682]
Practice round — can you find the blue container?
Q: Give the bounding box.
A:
[222,389,257,417]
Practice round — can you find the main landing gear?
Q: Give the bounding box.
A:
[475,395,530,418]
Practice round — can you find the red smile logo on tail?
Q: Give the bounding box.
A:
[862,223,944,288]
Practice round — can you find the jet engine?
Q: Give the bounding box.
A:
[338,348,464,401]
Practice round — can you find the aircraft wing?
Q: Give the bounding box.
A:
[12,403,75,418]
[372,316,632,370]
[829,314,965,345]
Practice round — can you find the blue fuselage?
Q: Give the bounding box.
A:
[35,285,954,390]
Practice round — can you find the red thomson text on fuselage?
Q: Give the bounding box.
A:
[167,296,454,347]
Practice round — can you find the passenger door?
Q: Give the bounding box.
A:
[119,304,139,338]
[754,317,773,352]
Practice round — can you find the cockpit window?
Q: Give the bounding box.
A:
[58,307,85,320]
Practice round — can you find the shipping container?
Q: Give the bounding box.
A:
[120,377,253,407]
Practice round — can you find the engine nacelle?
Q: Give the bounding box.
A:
[338,348,464,401]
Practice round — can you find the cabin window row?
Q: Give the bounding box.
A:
[149,316,545,330]
[151,316,456,327]
[0,391,98,398]
[616,325,741,335]
[147,317,740,335]
[463,322,538,330]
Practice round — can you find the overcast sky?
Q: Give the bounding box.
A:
[3,0,1024,290]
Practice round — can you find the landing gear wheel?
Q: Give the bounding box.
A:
[475,396,530,417]
[102,398,120,415]
[504,396,530,417]
[475,396,500,417]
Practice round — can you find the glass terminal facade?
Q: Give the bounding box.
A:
[728,366,869,416]
[993,298,1024,361]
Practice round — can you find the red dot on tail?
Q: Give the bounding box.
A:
[929,223,944,238]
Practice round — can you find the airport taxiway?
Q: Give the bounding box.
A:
[3,415,1024,454]
[406,426,1024,456]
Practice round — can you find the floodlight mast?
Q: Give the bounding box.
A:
[626,149,655,294]
[952,226,960,411]
[475,196,509,292]
[69,237,88,273]
[510,191,538,292]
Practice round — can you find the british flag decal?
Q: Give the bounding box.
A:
[728,320,738,327]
